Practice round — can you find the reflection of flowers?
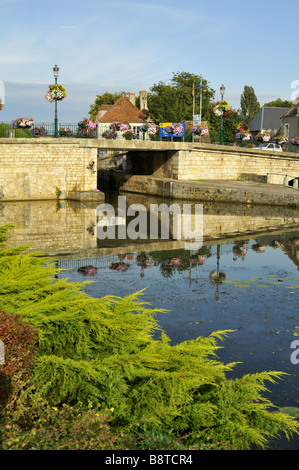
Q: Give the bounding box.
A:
[109,262,130,271]
[78,265,98,276]
[252,244,266,253]
[190,255,205,265]
[288,238,299,248]
[209,270,226,283]
[163,257,181,267]
[233,245,247,260]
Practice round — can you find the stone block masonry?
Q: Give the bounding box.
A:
[0,138,97,201]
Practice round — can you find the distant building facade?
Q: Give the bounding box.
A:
[249,106,289,138]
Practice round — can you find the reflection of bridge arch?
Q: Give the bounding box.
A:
[58,254,138,271]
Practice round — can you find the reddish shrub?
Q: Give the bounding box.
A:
[0,310,37,409]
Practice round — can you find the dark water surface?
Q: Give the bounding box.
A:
[2,192,299,449]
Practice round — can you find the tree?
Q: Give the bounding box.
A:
[240,85,261,122]
[263,98,292,108]
[148,71,215,124]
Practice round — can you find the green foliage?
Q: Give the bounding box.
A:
[0,224,299,450]
[88,91,127,120]
[240,85,261,122]
[263,98,293,108]
[148,71,215,124]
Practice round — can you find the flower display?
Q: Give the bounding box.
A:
[139,123,150,133]
[291,137,299,146]
[11,117,34,129]
[147,124,158,135]
[191,126,209,136]
[272,135,288,144]
[102,130,118,139]
[119,122,131,131]
[0,100,3,111]
[59,127,73,137]
[78,118,98,137]
[255,132,270,142]
[78,118,98,130]
[122,130,137,140]
[165,125,174,134]
[138,109,150,120]
[109,121,122,131]
[45,84,67,102]
[31,125,48,136]
[173,124,184,135]
[213,100,231,116]
[235,128,251,140]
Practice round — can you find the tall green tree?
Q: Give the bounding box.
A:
[148,71,215,124]
[240,85,261,122]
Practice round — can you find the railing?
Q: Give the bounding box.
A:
[0,122,99,138]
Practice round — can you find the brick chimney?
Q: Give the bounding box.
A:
[139,90,148,110]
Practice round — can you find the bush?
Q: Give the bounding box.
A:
[0,225,298,450]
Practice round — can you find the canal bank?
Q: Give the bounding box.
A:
[106,170,299,207]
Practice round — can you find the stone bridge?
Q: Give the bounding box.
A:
[1,137,299,201]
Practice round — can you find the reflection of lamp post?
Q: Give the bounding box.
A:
[209,245,226,300]
[53,65,59,138]
[220,84,225,145]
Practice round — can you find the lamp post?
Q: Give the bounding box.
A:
[53,65,59,138]
[220,84,225,145]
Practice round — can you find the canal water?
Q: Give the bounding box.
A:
[1,191,299,449]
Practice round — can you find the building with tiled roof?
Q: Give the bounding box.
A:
[280,100,299,141]
[96,91,152,139]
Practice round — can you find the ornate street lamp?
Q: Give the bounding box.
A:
[220,84,225,145]
[53,65,59,138]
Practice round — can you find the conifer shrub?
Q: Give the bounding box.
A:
[0,224,299,450]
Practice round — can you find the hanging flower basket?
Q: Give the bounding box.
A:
[45,84,67,102]
[272,135,288,145]
[138,109,150,120]
[291,137,299,146]
[213,100,231,116]
[11,117,34,129]
[255,132,270,142]
[0,102,3,111]
[31,125,47,136]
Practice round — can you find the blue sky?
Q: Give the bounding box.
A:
[1,0,298,123]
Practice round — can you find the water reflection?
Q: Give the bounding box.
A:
[1,193,299,449]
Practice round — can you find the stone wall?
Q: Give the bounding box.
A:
[176,145,299,183]
[0,138,97,201]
